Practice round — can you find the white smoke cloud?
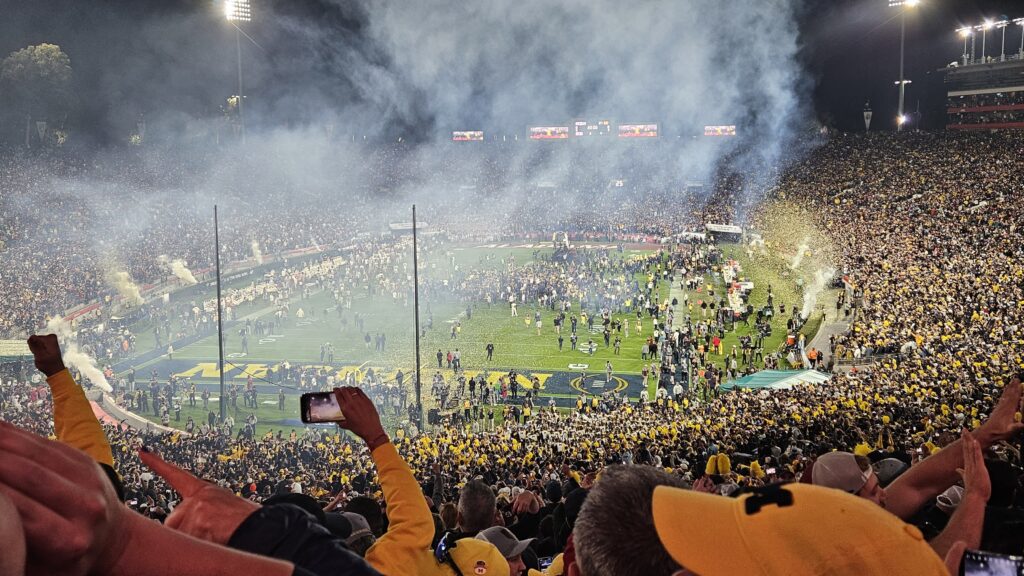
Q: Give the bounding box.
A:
[170,258,198,285]
[790,237,811,270]
[45,316,112,392]
[104,268,144,306]
[251,240,263,265]
[801,266,836,320]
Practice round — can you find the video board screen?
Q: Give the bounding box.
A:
[704,125,737,137]
[529,126,570,140]
[618,123,658,138]
[574,120,612,137]
[452,131,484,141]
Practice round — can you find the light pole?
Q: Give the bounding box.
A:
[980,20,993,64]
[957,28,972,66]
[225,0,250,144]
[997,20,1009,61]
[1017,19,1024,58]
[889,0,920,132]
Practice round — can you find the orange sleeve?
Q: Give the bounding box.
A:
[364,442,434,575]
[47,369,114,467]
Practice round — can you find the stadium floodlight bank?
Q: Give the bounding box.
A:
[943,20,1024,131]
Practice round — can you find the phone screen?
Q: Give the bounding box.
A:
[961,550,1024,576]
[300,392,346,423]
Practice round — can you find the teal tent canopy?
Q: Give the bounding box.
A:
[721,369,831,391]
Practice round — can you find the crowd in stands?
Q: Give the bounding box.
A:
[2,129,1024,574]
[947,91,1024,109]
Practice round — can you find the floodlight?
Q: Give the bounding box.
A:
[957,27,972,37]
[225,0,251,22]
[897,115,908,125]
[982,20,993,30]
[887,0,919,6]
[995,20,1009,29]
[905,0,920,7]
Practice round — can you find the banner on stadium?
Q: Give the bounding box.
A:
[617,123,658,138]
[0,340,31,363]
[529,126,570,140]
[452,131,484,141]
[703,125,736,137]
[705,223,743,235]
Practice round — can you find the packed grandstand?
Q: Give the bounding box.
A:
[1,127,1023,576]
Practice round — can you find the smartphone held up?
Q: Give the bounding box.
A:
[300,392,346,424]
[961,549,1024,576]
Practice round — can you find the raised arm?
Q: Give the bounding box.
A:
[28,334,115,467]
[333,387,435,575]
[137,448,380,576]
[0,420,301,576]
[927,429,990,559]
[886,377,1022,520]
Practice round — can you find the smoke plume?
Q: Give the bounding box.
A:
[790,237,811,270]
[45,316,112,392]
[169,258,198,285]
[801,266,836,320]
[104,268,144,306]
[251,240,263,265]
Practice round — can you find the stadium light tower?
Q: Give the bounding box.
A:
[957,27,972,66]
[225,0,250,144]
[1017,19,1024,58]
[1015,18,1024,57]
[979,20,993,64]
[995,20,1009,61]
[889,0,920,132]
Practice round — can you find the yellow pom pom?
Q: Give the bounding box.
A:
[750,461,765,479]
[705,457,718,475]
[717,454,731,475]
[881,415,891,425]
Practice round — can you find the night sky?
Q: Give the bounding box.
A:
[1,0,1021,142]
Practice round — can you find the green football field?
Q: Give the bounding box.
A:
[125,241,829,435]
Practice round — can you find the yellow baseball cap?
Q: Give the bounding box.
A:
[651,483,948,576]
[448,538,510,576]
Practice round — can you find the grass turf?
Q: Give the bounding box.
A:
[126,241,832,434]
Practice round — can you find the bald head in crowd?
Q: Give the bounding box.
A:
[571,466,685,576]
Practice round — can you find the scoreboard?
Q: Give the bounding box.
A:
[452,130,484,141]
[704,125,737,137]
[529,126,570,140]
[618,123,658,138]
[574,119,612,137]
